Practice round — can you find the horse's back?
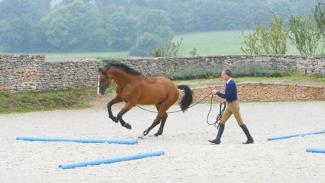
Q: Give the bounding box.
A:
[138,76,179,104]
[143,76,177,88]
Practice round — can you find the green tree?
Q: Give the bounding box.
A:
[136,9,174,46]
[149,37,183,57]
[314,1,325,54]
[241,15,288,55]
[289,15,321,56]
[40,0,105,51]
[189,47,199,57]
[314,1,325,35]
[129,32,162,56]
[241,32,260,55]
[104,9,137,51]
[0,0,317,52]
[129,9,174,56]
[0,0,51,51]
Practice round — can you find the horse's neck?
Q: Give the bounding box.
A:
[114,79,128,88]
[111,70,136,88]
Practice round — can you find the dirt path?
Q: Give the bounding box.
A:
[1,102,325,182]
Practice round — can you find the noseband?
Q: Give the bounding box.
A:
[97,75,101,95]
[97,74,109,95]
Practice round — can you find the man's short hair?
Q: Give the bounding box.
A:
[223,69,232,77]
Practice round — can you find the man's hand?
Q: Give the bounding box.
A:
[210,89,217,95]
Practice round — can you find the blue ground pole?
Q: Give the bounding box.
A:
[267,130,325,141]
[306,148,325,154]
[58,150,165,169]
[16,137,138,145]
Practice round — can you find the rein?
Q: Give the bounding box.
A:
[136,94,211,114]
[206,96,226,128]
[136,94,227,128]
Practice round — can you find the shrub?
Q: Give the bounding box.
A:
[129,32,162,56]
[166,66,291,80]
[314,1,325,37]
[189,47,199,56]
[149,37,183,57]
[241,15,288,55]
[231,67,291,77]
[289,15,322,56]
[240,32,260,55]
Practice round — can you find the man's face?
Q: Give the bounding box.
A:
[221,71,229,81]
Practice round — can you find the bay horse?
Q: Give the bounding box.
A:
[97,62,193,136]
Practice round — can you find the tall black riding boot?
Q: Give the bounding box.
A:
[240,124,254,144]
[208,124,225,144]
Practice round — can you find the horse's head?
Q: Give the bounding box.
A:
[97,67,111,96]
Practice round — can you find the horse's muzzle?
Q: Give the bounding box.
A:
[97,87,106,96]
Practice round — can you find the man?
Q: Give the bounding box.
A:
[209,69,254,144]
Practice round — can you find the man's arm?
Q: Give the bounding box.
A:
[216,91,226,99]
[216,83,234,100]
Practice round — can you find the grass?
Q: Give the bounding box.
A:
[173,30,299,56]
[0,88,104,114]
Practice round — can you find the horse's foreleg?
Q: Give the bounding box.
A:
[154,113,168,136]
[116,103,134,130]
[107,96,122,123]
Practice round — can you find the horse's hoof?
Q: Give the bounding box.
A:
[111,117,118,123]
[154,132,162,136]
[124,123,132,130]
[143,130,149,136]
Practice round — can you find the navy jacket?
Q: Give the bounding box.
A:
[216,80,238,102]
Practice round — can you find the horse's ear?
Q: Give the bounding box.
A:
[98,68,104,73]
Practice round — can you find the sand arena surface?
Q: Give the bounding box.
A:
[0,102,325,183]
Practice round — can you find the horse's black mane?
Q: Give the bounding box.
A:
[107,62,142,76]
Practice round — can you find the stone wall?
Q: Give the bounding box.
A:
[0,55,99,92]
[1,54,324,93]
[122,55,325,76]
[192,83,325,103]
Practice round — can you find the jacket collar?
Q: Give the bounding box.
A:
[226,78,232,85]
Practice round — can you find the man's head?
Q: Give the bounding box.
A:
[221,69,232,81]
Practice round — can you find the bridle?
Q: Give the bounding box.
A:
[97,75,101,95]
[97,73,109,95]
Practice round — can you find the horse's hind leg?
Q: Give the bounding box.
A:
[154,93,178,136]
[142,104,163,136]
[154,112,168,136]
[116,103,134,130]
[143,111,164,136]
[143,101,172,136]
[107,96,122,122]
[153,103,168,136]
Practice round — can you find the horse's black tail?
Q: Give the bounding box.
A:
[177,85,193,112]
